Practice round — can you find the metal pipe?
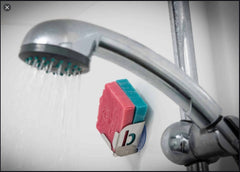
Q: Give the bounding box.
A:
[168,1,198,121]
[168,1,209,171]
[168,1,198,82]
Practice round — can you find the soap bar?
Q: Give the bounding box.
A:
[96,81,135,150]
[116,79,148,123]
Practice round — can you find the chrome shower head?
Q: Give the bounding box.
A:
[19,20,97,75]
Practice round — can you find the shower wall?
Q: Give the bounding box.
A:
[1,1,239,171]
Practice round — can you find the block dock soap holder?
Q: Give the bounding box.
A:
[96,79,148,156]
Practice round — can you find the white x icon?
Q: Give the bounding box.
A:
[3,4,11,11]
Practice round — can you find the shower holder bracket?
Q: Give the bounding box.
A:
[161,116,239,166]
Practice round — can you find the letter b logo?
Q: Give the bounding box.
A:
[122,130,136,146]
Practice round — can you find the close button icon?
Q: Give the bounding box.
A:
[3,4,11,11]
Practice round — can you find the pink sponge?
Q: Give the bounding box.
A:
[96,81,135,150]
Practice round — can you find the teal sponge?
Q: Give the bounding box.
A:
[116,79,148,123]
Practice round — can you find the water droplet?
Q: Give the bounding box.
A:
[47,60,54,73]
[27,57,33,65]
[57,63,62,75]
[32,57,38,67]
[36,59,41,68]
[39,58,46,70]
[72,69,76,75]
[44,61,50,72]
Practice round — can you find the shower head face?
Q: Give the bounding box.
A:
[18,19,98,76]
[19,43,89,76]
